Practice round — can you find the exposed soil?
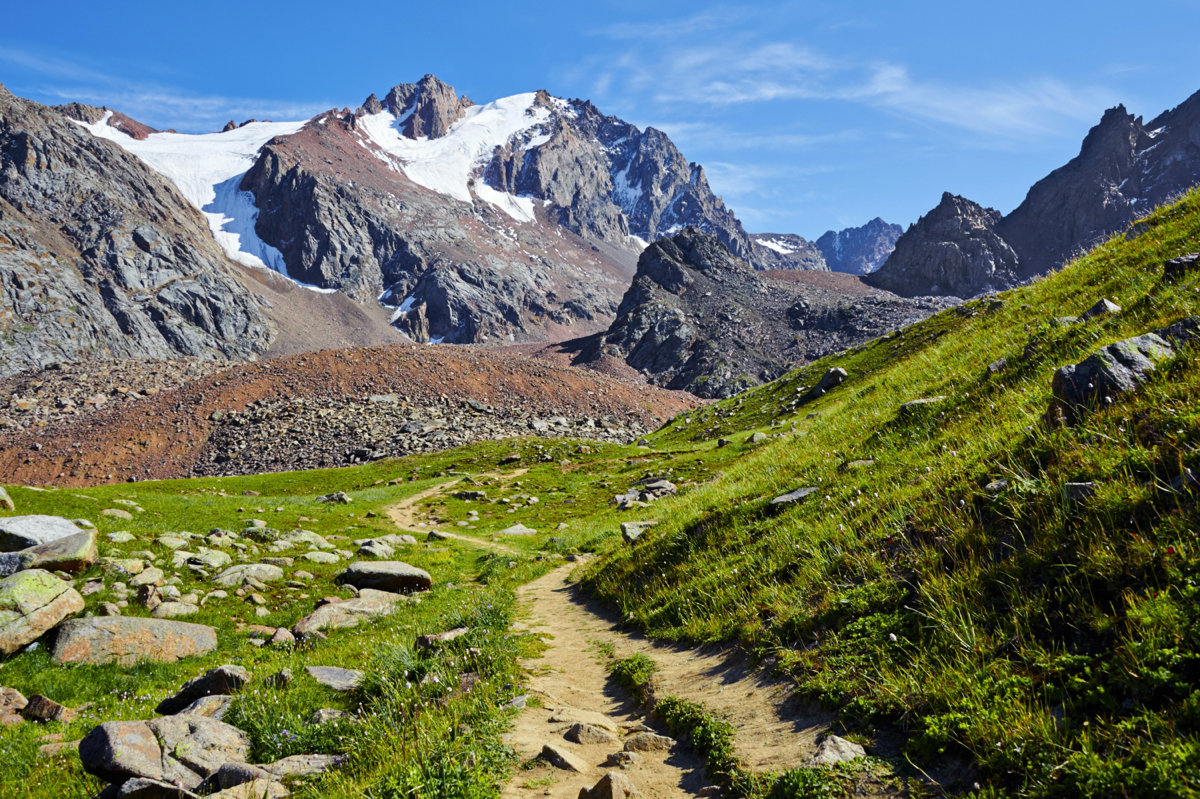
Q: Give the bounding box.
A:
[503,566,841,798]
[0,345,699,488]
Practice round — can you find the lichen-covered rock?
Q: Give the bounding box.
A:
[335,561,432,594]
[50,617,217,665]
[1050,333,1175,424]
[0,569,84,654]
[78,716,250,789]
[292,591,407,636]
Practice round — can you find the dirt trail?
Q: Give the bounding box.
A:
[502,565,835,798]
[384,470,529,555]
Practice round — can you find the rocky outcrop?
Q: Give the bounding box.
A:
[582,228,954,397]
[816,218,903,275]
[79,716,250,789]
[871,89,1200,298]
[380,74,475,139]
[865,194,1020,298]
[0,89,272,376]
[751,233,828,270]
[50,617,218,665]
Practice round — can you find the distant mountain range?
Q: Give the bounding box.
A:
[869,89,1200,298]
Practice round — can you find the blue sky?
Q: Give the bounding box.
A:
[2,1,1197,238]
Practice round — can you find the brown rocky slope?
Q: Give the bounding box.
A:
[0,344,699,487]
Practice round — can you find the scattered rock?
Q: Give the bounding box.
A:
[0,686,28,725]
[623,732,674,752]
[603,751,639,768]
[262,753,345,778]
[176,695,233,721]
[22,694,75,723]
[541,743,589,773]
[0,569,84,654]
[746,432,768,444]
[100,508,134,521]
[20,529,98,573]
[156,665,250,715]
[579,771,641,799]
[317,492,352,504]
[310,708,350,724]
[51,617,217,665]
[620,521,656,545]
[899,397,947,416]
[1080,298,1121,321]
[809,734,866,765]
[1163,252,1200,280]
[305,666,363,692]
[0,487,13,511]
[1049,332,1175,424]
[564,722,615,745]
[292,590,407,636]
[770,486,817,508]
[212,564,284,587]
[986,357,1007,375]
[416,626,469,649]
[497,523,536,536]
[1065,482,1097,502]
[78,716,251,789]
[335,561,432,594]
[198,763,287,799]
[548,707,618,733]
[0,516,85,551]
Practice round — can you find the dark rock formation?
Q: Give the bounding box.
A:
[751,233,828,270]
[816,217,903,275]
[0,88,272,376]
[581,228,955,397]
[379,74,474,139]
[871,89,1200,298]
[864,194,1019,298]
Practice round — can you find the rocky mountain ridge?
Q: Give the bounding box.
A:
[871,89,1200,297]
[816,217,903,275]
[579,228,955,397]
[0,83,273,378]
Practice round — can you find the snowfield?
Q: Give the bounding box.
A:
[74,113,337,291]
[358,92,550,223]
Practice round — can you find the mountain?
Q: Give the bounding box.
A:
[869,89,1200,298]
[0,83,272,377]
[62,75,762,347]
[815,217,903,275]
[749,233,828,270]
[578,228,954,397]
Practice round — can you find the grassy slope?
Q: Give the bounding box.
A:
[3,190,1200,797]
[585,189,1200,796]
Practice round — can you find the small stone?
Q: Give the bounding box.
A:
[306,666,363,691]
[604,751,639,768]
[268,628,295,648]
[809,734,866,765]
[156,665,250,715]
[498,523,536,536]
[579,771,642,799]
[541,743,589,773]
[22,695,75,723]
[564,722,615,745]
[311,708,350,724]
[623,732,673,752]
[770,486,818,508]
[266,668,293,688]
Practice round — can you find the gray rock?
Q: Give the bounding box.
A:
[199,763,287,798]
[0,569,85,654]
[497,523,537,536]
[78,716,251,789]
[770,487,818,508]
[316,492,352,504]
[564,722,616,745]
[620,521,657,544]
[151,601,199,619]
[157,665,250,715]
[1164,253,1200,281]
[1080,298,1121,321]
[292,591,406,635]
[0,516,85,551]
[176,695,233,721]
[816,218,903,275]
[305,666,363,692]
[262,753,345,777]
[20,529,98,573]
[579,771,641,799]
[809,734,866,765]
[623,732,674,752]
[1049,332,1175,424]
[0,553,34,578]
[212,564,285,586]
[51,617,217,665]
[116,777,201,798]
[335,561,432,594]
[541,743,589,772]
[0,487,13,511]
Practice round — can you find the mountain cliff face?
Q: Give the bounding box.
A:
[871,89,1200,297]
[0,85,272,377]
[816,217,902,275]
[864,193,1019,298]
[64,75,766,348]
[750,233,828,270]
[581,228,954,397]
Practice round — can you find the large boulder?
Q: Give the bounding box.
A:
[21,530,98,573]
[78,716,250,789]
[51,617,217,665]
[1049,333,1175,424]
[0,516,85,551]
[156,665,250,715]
[292,590,407,636]
[0,569,84,654]
[335,561,432,594]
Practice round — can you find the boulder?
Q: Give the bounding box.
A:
[0,569,84,654]
[305,666,363,691]
[0,516,84,551]
[565,722,616,745]
[0,686,28,725]
[212,564,284,586]
[1079,298,1121,321]
[22,694,75,723]
[623,732,674,752]
[177,695,233,721]
[335,561,432,594]
[497,523,536,536]
[1049,332,1174,424]
[152,601,199,619]
[620,521,656,545]
[292,591,406,635]
[809,734,866,765]
[1163,252,1200,280]
[541,743,589,773]
[156,665,250,715]
[21,529,98,573]
[0,487,13,511]
[770,486,818,508]
[78,716,250,789]
[579,772,641,799]
[804,367,848,400]
[51,617,217,665]
[0,552,34,577]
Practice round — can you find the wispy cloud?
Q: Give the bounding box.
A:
[0,46,329,131]
[583,12,1118,141]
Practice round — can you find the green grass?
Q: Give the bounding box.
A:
[6,189,1200,796]
[583,189,1200,796]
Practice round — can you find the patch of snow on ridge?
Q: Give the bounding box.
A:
[73,114,334,290]
[358,92,551,220]
[756,237,797,255]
